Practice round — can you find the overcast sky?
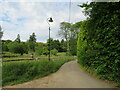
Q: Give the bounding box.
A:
[0,0,90,43]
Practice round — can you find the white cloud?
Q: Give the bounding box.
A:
[0,2,87,42]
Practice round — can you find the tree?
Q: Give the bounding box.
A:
[69,22,82,55]
[53,40,62,52]
[58,22,71,55]
[15,34,21,43]
[58,22,71,41]
[47,38,64,52]
[58,22,81,55]
[28,33,36,53]
[71,22,81,39]
[8,42,28,55]
[60,39,67,52]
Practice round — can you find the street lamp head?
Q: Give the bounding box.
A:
[49,17,53,22]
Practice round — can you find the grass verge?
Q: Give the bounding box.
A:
[2,56,75,86]
[77,61,120,88]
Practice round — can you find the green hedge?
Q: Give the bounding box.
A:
[77,2,120,84]
[2,57,75,86]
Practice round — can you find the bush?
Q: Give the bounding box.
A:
[8,42,28,55]
[35,45,43,56]
[2,44,9,51]
[42,47,49,55]
[51,49,58,56]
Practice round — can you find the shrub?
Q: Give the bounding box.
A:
[8,42,28,55]
[51,49,58,56]
[35,45,43,56]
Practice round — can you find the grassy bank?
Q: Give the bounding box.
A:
[2,56,75,86]
[77,61,120,88]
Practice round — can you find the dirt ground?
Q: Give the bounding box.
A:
[4,61,113,88]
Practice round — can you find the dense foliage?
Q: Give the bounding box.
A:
[2,37,68,56]
[8,42,28,55]
[35,43,44,56]
[51,49,58,56]
[77,2,120,83]
[58,22,80,55]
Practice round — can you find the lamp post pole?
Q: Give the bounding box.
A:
[47,17,53,61]
[49,26,50,61]
[0,25,3,64]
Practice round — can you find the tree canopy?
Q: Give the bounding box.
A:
[8,42,28,55]
[28,33,36,53]
[15,34,21,43]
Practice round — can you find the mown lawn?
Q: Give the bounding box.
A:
[2,52,68,61]
[2,52,33,61]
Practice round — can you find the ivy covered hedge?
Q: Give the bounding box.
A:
[77,2,120,83]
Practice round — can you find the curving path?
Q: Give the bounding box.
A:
[4,61,113,88]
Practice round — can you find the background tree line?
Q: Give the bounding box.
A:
[2,33,69,56]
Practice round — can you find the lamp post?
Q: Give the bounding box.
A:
[47,17,53,61]
[0,25,3,64]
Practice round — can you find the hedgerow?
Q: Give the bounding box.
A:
[77,2,120,83]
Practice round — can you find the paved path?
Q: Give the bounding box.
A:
[4,61,113,88]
